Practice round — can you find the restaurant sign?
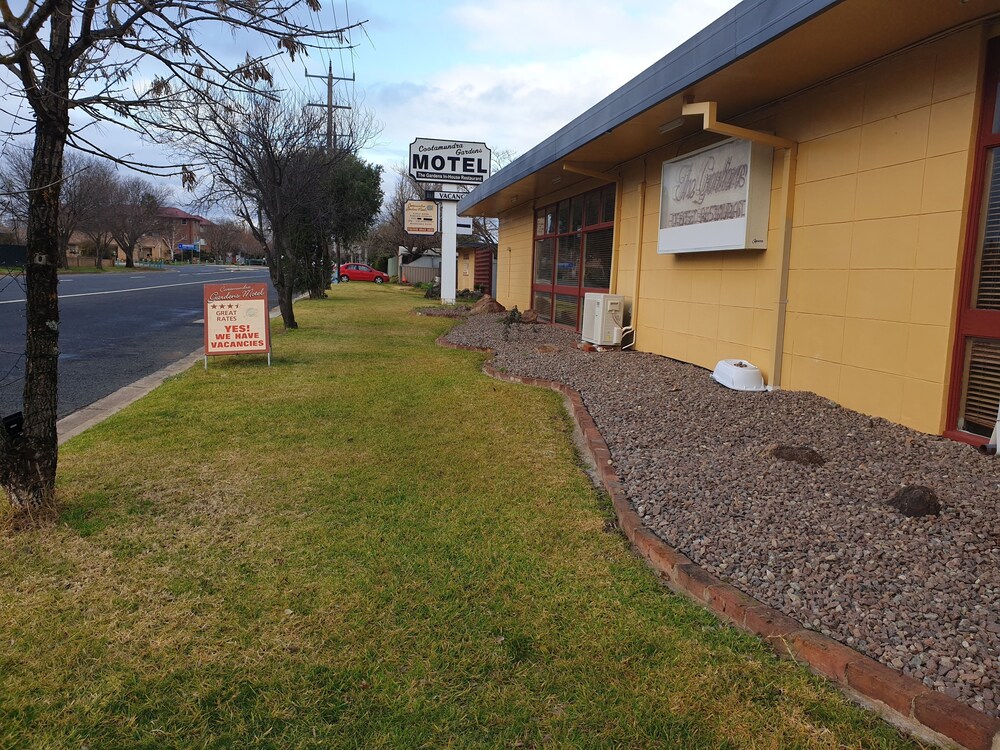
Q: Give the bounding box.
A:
[658,138,773,254]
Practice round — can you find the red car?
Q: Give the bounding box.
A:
[338,263,389,284]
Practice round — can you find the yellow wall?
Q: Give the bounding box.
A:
[495,203,537,311]
[630,27,981,434]
[494,26,982,435]
[458,248,476,291]
[777,28,977,433]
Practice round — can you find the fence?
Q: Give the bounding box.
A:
[400,265,438,285]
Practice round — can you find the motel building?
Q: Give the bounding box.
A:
[459,0,1000,446]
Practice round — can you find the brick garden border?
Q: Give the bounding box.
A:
[438,333,1000,750]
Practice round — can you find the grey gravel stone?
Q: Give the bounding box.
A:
[446,314,1000,718]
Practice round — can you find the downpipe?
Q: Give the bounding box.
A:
[977,403,1000,455]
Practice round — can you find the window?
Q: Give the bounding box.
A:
[531,184,616,328]
[949,38,1000,441]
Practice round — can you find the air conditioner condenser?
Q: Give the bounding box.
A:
[581,293,624,346]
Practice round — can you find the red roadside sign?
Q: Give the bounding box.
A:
[203,283,271,356]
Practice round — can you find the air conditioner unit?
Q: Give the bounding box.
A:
[581,293,624,346]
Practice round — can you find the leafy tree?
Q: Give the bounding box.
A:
[0,0,363,516]
[327,154,382,286]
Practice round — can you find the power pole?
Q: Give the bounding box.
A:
[306,62,354,153]
[306,63,355,287]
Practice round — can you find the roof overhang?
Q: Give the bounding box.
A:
[460,0,1000,217]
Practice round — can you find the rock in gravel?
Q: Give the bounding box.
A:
[887,485,942,517]
[469,295,506,315]
[769,445,825,466]
[520,308,540,324]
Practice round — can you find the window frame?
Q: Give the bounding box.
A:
[946,38,1000,444]
[531,184,616,329]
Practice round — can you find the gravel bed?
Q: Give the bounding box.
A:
[445,314,1000,717]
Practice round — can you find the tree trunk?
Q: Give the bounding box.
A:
[124,247,135,268]
[267,245,297,329]
[0,56,69,514]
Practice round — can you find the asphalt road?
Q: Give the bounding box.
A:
[0,265,275,419]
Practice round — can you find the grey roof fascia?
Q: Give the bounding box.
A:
[459,0,842,215]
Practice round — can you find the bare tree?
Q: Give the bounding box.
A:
[201,218,254,263]
[1,150,104,266]
[0,0,364,516]
[160,94,331,328]
[73,160,117,269]
[160,90,379,324]
[107,177,168,268]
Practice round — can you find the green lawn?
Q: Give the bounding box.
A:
[0,284,922,749]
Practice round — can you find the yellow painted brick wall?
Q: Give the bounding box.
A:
[495,203,534,311]
[457,248,476,292]
[771,27,979,433]
[632,146,784,378]
[625,26,981,434]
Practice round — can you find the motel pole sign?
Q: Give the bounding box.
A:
[409,137,492,305]
[408,138,491,185]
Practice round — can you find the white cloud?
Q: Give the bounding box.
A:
[365,0,740,172]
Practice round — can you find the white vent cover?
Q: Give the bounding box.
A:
[581,293,624,346]
[711,359,766,392]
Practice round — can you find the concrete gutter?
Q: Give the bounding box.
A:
[57,350,204,444]
[56,296,295,445]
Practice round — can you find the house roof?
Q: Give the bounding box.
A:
[459,0,1000,217]
[158,207,204,221]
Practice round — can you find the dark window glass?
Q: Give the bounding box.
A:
[557,201,570,233]
[958,337,1000,436]
[584,191,600,227]
[601,186,616,223]
[974,148,1000,310]
[554,294,579,327]
[555,235,580,287]
[533,291,552,321]
[570,196,583,231]
[545,207,556,234]
[994,81,1000,134]
[534,238,554,285]
[582,228,613,289]
[535,211,546,236]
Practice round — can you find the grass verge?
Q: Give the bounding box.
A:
[0,284,923,749]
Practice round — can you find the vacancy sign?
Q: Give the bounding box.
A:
[409,138,491,185]
[204,283,270,356]
[405,200,438,235]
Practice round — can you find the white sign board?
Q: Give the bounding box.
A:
[203,283,270,356]
[409,138,491,185]
[456,217,473,234]
[658,138,773,254]
[404,200,438,235]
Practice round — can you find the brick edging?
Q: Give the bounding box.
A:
[437,333,1000,750]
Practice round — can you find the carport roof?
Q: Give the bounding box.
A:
[459,0,1000,217]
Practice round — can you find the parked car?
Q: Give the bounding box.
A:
[338,263,389,284]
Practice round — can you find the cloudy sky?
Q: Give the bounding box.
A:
[0,0,741,205]
[287,0,741,181]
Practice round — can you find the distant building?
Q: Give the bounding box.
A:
[126,207,211,262]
